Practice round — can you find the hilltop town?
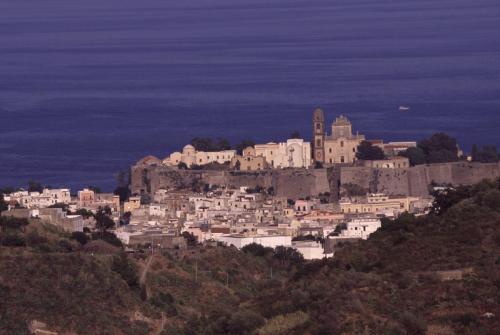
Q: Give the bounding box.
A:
[1,108,499,260]
[1,108,500,335]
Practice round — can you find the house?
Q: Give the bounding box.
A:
[292,240,332,260]
[333,218,381,240]
[216,234,292,249]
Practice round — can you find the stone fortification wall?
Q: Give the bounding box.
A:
[131,162,499,200]
[341,162,500,197]
[131,165,331,200]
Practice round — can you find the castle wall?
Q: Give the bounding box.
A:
[132,162,500,200]
[340,162,500,197]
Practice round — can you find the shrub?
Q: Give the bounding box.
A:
[71,231,90,245]
[111,253,139,289]
[1,233,26,247]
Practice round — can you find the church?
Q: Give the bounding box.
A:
[312,108,365,164]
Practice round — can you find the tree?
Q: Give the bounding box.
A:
[418,133,458,163]
[226,309,265,335]
[0,193,7,213]
[356,141,385,160]
[0,216,29,233]
[471,144,499,163]
[234,160,241,171]
[471,144,479,162]
[28,180,43,193]
[190,137,231,152]
[215,137,231,151]
[182,231,197,246]
[274,246,304,265]
[290,130,301,139]
[113,186,130,202]
[235,140,255,155]
[111,253,139,288]
[87,185,102,194]
[71,231,90,245]
[95,206,114,232]
[121,211,132,225]
[242,243,273,257]
[73,208,94,219]
[400,147,426,166]
[178,162,188,170]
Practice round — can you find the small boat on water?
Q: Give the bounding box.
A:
[399,106,410,111]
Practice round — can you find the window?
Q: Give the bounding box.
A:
[316,139,321,147]
[316,123,321,130]
[352,148,355,152]
[329,158,333,163]
[340,141,344,147]
[341,156,345,163]
[329,148,332,153]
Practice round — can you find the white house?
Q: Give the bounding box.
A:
[335,218,381,240]
[292,240,332,260]
[216,234,292,249]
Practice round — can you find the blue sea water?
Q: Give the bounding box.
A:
[1,0,499,191]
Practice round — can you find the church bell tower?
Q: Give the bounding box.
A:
[312,108,325,163]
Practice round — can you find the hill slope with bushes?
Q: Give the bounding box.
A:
[0,179,499,335]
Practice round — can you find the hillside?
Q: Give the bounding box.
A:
[0,179,499,335]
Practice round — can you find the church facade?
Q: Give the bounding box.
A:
[254,139,311,169]
[312,108,365,164]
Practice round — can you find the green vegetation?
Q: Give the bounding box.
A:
[234,139,256,155]
[28,180,44,193]
[190,137,231,152]
[402,132,463,165]
[471,144,499,163]
[1,178,499,334]
[0,192,7,213]
[290,130,301,139]
[356,141,385,160]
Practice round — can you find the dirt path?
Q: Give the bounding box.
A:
[140,254,154,285]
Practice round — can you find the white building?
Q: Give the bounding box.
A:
[334,218,381,240]
[8,188,71,209]
[254,139,311,169]
[163,144,236,168]
[216,234,292,249]
[292,240,333,260]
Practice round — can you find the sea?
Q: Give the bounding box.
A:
[1,0,499,191]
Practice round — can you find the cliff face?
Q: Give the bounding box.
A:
[131,162,500,199]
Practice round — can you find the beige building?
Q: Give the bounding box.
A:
[312,109,365,164]
[254,139,311,168]
[230,146,268,171]
[163,144,236,168]
[362,156,410,169]
[124,196,141,213]
[340,193,420,217]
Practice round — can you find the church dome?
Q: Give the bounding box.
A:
[183,144,195,153]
